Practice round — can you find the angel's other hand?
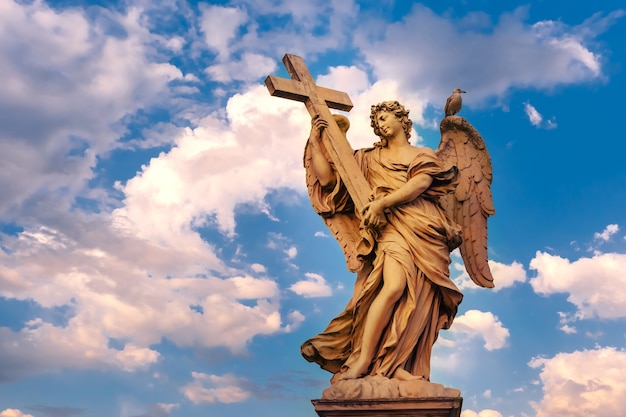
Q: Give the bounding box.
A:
[362,200,385,228]
[310,115,328,140]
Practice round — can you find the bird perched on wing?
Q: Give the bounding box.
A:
[444,88,466,116]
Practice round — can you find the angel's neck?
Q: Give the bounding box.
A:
[385,135,410,149]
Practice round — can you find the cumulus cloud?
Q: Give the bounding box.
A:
[316,65,371,98]
[199,5,248,58]
[283,310,306,333]
[130,403,179,417]
[530,251,626,319]
[524,102,557,129]
[525,102,543,126]
[461,410,503,417]
[355,6,623,114]
[450,310,509,350]
[289,273,333,298]
[529,347,626,417]
[112,62,432,246]
[0,218,285,381]
[113,85,310,239]
[453,258,526,291]
[206,52,276,83]
[250,263,267,273]
[196,0,360,84]
[0,410,34,417]
[284,246,298,260]
[594,224,619,241]
[489,260,527,290]
[0,0,182,217]
[182,372,253,404]
[557,311,583,334]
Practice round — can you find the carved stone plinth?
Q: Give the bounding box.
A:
[312,397,462,417]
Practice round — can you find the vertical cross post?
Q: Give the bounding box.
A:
[265,54,371,213]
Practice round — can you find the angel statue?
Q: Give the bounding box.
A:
[300,100,495,396]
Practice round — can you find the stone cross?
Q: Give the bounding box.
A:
[265,54,371,212]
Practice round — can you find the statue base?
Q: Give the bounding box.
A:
[312,397,462,417]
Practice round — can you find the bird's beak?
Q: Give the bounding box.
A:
[461,90,467,94]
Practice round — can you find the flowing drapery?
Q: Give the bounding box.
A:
[302,146,463,380]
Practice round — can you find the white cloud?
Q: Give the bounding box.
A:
[0,219,285,380]
[284,246,298,259]
[355,6,621,114]
[206,52,276,83]
[524,102,543,126]
[433,310,509,373]
[530,251,626,319]
[594,224,619,241]
[158,403,179,413]
[529,347,626,417]
[461,410,503,417]
[525,102,558,129]
[199,5,248,58]
[113,84,310,238]
[453,258,526,291]
[289,273,333,298]
[196,0,360,85]
[283,310,306,333]
[182,372,252,404]
[490,260,527,290]
[114,344,162,372]
[0,0,182,216]
[111,66,432,246]
[450,310,509,350]
[250,263,267,273]
[316,65,371,98]
[251,0,358,55]
[0,410,34,417]
[557,311,582,334]
[125,402,179,417]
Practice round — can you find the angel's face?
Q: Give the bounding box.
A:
[376,111,402,138]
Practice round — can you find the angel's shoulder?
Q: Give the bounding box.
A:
[406,146,437,163]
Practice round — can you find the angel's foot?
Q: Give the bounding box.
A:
[333,360,369,382]
[392,368,425,381]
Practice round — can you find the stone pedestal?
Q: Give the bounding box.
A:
[312,397,462,417]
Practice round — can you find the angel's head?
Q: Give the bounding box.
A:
[332,114,350,138]
[370,101,412,146]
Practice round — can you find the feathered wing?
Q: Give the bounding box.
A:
[443,95,453,116]
[303,137,364,273]
[436,115,496,288]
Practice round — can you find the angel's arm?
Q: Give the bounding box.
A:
[362,174,433,228]
[381,174,433,208]
[308,116,336,189]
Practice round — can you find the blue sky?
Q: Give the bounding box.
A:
[1,0,625,416]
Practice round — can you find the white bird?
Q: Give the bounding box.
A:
[444,88,466,116]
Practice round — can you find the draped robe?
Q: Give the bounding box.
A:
[301,145,464,380]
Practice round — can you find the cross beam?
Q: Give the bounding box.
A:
[265,54,371,212]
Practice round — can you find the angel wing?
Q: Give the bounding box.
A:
[436,115,496,288]
[303,116,365,272]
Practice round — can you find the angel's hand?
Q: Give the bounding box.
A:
[361,199,386,229]
[310,115,328,141]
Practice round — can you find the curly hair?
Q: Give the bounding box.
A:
[370,101,412,146]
